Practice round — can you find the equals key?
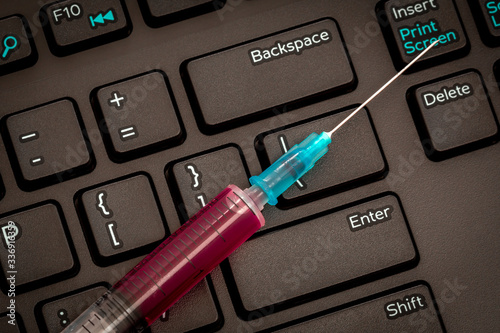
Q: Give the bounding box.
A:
[19,131,39,143]
[119,125,138,141]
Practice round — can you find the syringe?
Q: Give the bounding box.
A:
[62,40,438,333]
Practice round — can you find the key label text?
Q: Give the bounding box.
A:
[249,30,332,65]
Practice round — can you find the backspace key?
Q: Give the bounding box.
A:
[183,18,357,134]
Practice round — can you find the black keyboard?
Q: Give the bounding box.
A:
[1,0,499,332]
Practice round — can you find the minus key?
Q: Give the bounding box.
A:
[30,156,44,166]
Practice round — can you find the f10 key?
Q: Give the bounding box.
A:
[40,0,132,56]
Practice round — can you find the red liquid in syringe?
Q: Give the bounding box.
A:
[64,185,264,333]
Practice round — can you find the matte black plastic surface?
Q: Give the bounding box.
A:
[0,203,77,294]
[378,0,470,71]
[149,280,221,333]
[408,70,499,160]
[226,194,417,318]
[0,313,23,333]
[268,284,445,332]
[0,15,37,76]
[168,145,250,218]
[2,99,94,191]
[140,0,227,27]
[77,174,167,265]
[0,174,4,201]
[469,0,500,46]
[93,71,185,162]
[183,18,356,133]
[0,1,499,332]
[40,0,132,56]
[38,285,108,333]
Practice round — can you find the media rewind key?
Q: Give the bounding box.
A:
[89,9,117,28]
[41,0,131,55]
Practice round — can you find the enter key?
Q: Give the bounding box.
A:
[226,194,418,317]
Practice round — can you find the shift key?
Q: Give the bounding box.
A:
[183,19,356,133]
[275,284,445,332]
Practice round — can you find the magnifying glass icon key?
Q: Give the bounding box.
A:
[1,35,19,60]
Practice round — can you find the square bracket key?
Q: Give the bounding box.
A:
[92,71,185,162]
[76,173,168,266]
[1,99,95,191]
[166,145,250,219]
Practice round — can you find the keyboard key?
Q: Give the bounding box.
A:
[0,312,25,332]
[1,99,94,191]
[256,107,387,208]
[167,146,250,218]
[140,0,226,28]
[93,71,184,162]
[470,0,500,46]
[377,0,469,71]
[407,71,499,161]
[77,174,168,265]
[0,203,77,294]
[183,19,356,133]
[38,285,108,332]
[150,280,221,333]
[272,284,445,332]
[0,15,37,76]
[38,282,221,332]
[40,0,131,56]
[226,194,417,317]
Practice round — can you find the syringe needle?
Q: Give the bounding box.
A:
[326,39,440,138]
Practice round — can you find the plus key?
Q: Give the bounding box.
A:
[93,71,184,161]
[108,91,127,110]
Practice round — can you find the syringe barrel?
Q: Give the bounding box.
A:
[62,185,265,333]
